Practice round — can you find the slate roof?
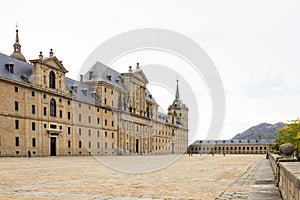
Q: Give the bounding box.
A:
[191,139,274,145]
[82,61,128,91]
[0,52,32,83]
[145,88,157,104]
[65,78,101,105]
[157,112,184,127]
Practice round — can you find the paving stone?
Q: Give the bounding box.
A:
[0,155,263,199]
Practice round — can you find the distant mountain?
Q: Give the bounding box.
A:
[232,122,285,140]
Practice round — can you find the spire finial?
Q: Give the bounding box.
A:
[15,23,19,43]
[175,77,179,100]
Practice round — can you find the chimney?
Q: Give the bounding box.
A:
[129,66,132,72]
[39,51,43,59]
[89,71,93,80]
[80,74,83,82]
[49,49,54,57]
[136,62,140,70]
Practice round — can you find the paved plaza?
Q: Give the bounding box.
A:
[0,154,265,200]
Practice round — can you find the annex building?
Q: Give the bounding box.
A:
[188,139,274,154]
[0,29,189,156]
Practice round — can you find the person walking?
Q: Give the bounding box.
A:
[28,150,31,159]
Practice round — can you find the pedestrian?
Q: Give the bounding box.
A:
[212,152,214,157]
[223,152,225,157]
[28,150,31,159]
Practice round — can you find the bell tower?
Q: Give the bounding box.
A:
[168,79,189,129]
[10,25,26,62]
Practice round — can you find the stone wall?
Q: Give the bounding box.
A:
[269,153,300,200]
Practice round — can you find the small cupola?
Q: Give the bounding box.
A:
[10,26,26,62]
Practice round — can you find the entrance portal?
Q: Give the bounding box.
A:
[50,137,56,156]
[136,139,139,153]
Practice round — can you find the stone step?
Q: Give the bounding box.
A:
[255,178,276,185]
[248,184,282,200]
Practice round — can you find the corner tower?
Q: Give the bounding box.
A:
[168,79,189,129]
[10,27,26,62]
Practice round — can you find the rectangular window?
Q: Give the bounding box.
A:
[79,141,82,148]
[15,87,18,92]
[68,140,71,148]
[97,118,100,124]
[15,120,19,129]
[43,107,47,116]
[97,131,100,137]
[79,114,81,122]
[97,142,100,149]
[105,142,107,149]
[89,141,91,149]
[112,143,114,149]
[50,124,57,129]
[79,128,81,136]
[112,132,114,139]
[32,138,36,147]
[68,127,71,134]
[104,98,107,104]
[59,110,62,118]
[112,121,114,127]
[105,119,107,126]
[79,103,81,108]
[88,116,91,123]
[32,105,35,114]
[105,132,107,138]
[68,112,71,120]
[15,137,19,146]
[88,129,91,137]
[32,122,36,131]
[32,91,35,96]
[68,100,70,105]
[15,101,19,111]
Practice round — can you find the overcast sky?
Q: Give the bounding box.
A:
[1,0,300,140]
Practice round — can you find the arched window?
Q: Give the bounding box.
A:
[49,71,55,89]
[50,98,56,117]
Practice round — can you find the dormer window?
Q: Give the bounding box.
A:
[5,62,14,73]
[71,85,78,93]
[107,75,112,81]
[82,88,88,96]
[49,71,56,89]
[90,91,96,97]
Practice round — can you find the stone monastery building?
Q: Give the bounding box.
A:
[0,29,189,156]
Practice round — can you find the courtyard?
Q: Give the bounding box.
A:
[0,154,263,199]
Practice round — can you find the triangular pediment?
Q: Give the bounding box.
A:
[30,56,68,73]
[132,70,149,84]
[42,57,68,73]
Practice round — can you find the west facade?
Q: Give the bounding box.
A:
[0,29,189,156]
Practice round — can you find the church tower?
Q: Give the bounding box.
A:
[168,79,189,129]
[10,27,26,62]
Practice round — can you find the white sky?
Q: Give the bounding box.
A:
[1,0,300,140]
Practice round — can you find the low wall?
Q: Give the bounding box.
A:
[269,153,300,200]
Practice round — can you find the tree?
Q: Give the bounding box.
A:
[273,119,300,155]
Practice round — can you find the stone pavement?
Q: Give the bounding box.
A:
[0,154,264,199]
[216,156,282,200]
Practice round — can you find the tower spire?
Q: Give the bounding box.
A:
[10,25,26,62]
[175,79,180,100]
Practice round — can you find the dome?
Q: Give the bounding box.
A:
[10,52,26,62]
